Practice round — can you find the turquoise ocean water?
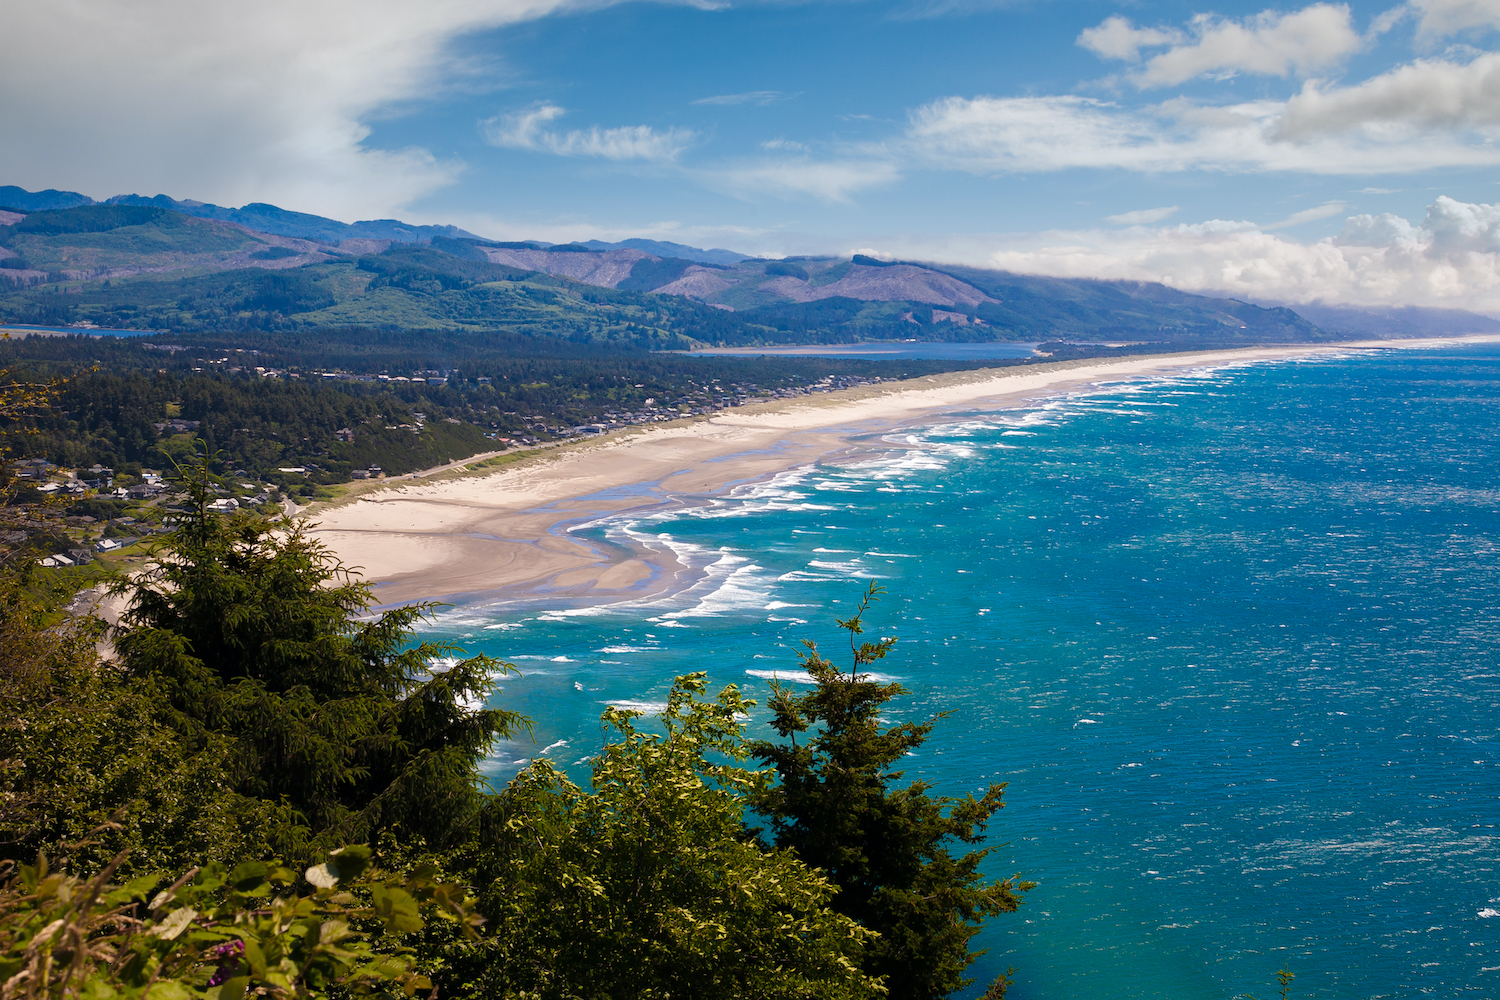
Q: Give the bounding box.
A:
[425,343,1500,999]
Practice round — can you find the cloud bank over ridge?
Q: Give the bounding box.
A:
[916,196,1500,313]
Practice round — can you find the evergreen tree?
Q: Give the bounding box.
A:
[750,584,1033,999]
[111,455,526,859]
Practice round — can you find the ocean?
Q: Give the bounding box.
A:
[425,342,1500,999]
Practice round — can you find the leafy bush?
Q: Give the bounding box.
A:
[0,839,480,1000]
[458,673,884,1000]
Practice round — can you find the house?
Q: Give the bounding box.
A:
[336,428,355,442]
[207,498,239,513]
[11,459,56,481]
[39,554,74,568]
[349,470,370,480]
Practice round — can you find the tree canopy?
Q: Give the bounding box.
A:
[458,674,884,1000]
[750,583,1033,999]
[110,460,526,860]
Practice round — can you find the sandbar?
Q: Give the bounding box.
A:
[305,339,1492,608]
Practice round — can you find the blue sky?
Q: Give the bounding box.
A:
[5,0,1500,308]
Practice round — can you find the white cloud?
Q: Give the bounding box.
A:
[0,0,606,221]
[1077,17,1185,62]
[481,103,694,161]
[692,90,789,106]
[1263,200,1348,228]
[1412,0,1500,40]
[705,159,902,202]
[1335,211,1421,244]
[905,93,1500,174]
[1422,193,1500,251]
[968,195,1500,311]
[1276,52,1500,138]
[1106,206,1181,224]
[1081,4,1365,88]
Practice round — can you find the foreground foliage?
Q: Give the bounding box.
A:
[110,464,526,862]
[458,675,883,1000]
[751,584,1033,999]
[1,471,1029,997]
[0,837,479,1000]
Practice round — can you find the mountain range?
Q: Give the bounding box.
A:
[2,184,1496,345]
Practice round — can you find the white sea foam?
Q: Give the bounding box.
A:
[540,739,569,754]
[778,570,842,582]
[605,699,668,715]
[745,668,817,684]
[535,606,615,622]
[744,668,902,684]
[596,645,653,653]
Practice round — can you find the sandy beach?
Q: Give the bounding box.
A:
[305,340,1486,607]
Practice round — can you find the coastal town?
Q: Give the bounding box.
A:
[0,367,893,572]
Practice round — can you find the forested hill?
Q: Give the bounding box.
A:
[0,202,1327,347]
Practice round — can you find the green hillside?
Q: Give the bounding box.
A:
[1,230,1326,348]
[931,263,1329,342]
[0,204,329,274]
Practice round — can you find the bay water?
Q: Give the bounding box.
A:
[427,343,1500,998]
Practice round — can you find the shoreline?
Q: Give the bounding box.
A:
[305,337,1497,609]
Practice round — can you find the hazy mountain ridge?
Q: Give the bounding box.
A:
[1271,302,1500,338]
[9,184,1491,346]
[0,185,481,244]
[0,200,1324,346]
[0,203,343,283]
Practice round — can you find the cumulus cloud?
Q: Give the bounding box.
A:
[1106,206,1181,224]
[1411,0,1500,40]
[1079,4,1365,88]
[481,104,694,161]
[0,0,604,220]
[1077,17,1185,62]
[1276,52,1500,138]
[904,94,1500,174]
[970,195,1500,311]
